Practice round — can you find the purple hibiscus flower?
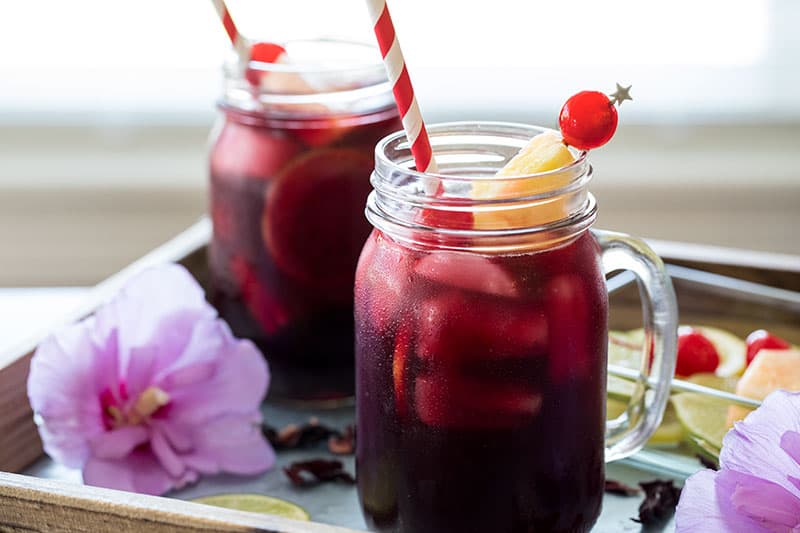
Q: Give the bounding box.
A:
[676,390,800,531]
[27,264,274,495]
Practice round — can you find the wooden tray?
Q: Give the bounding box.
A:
[2,217,799,531]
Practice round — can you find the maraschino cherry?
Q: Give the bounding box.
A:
[558,83,631,150]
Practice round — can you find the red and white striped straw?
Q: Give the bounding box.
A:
[210,0,250,61]
[366,0,438,173]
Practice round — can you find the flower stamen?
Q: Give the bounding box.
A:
[128,386,171,425]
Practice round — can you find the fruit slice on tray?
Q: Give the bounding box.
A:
[262,147,373,293]
[728,347,800,426]
[745,329,792,366]
[606,398,684,447]
[193,493,309,521]
[671,373,740,461]
[610,326,745,379]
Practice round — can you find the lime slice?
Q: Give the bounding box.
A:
[193,494,310,521]
[686,372,738,393]
[671,393,732,451]
[606,399,684,447]
[685,434,721,466]
[607,330,643,401]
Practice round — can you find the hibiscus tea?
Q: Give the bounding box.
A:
[355,230,608,532]
[208,40,401,401]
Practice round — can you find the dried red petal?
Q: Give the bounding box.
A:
[283,459,356,487]
[634,479,681,525]
[328,425,356,455]
[604,479,640,497]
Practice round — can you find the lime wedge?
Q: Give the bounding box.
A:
[685,372,738,393]
[671,393,732,451]
[606,399,684,447]
[193,493,310,521]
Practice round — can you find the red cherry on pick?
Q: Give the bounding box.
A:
[558,91,618,150]
[745,329,791,366]
[675,327,720,377]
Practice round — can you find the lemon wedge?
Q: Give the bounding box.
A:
[472,131,575,230]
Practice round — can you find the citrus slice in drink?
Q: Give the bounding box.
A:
[262,147,373,293]
[211,121,301,180]
[471,131,576,230]
[192,493,310,521]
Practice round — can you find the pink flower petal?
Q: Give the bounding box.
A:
[28,320,107,468]
[675,470,729,532]
[167,335,268,424]
[150,420,193,454]
[28,263,275,494]
[83,449,175,495]
[89,426,149,460]
[718,469,800,530]
[721,390,800,500]
[150,429,186,479]
[187,413,274,476]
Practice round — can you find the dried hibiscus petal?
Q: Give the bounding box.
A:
[634,479,682,525]
[604,479,640,497]
[262,418,337,450]
[283,459,356,487]
[328,425,356,455]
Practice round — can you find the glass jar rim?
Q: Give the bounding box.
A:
[220,38,394,117]
[366,121,597,252]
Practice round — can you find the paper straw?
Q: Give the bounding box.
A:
[210,0,250,61]
[365,0,438,173]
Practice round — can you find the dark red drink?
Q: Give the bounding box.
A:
[355,122,678,532]
[356,230,608,532]
[208,41,401,401]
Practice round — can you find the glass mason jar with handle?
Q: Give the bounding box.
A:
[355,122,678,532]
[208,39,402,402]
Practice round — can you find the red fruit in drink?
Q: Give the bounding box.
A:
[262,147,374,294]
[245,42,287,86]
[229,255,290,334]
[415,292,547,368]
[414,252,517,298]
[745,329,791,366]
[211,121,301,180]
[414,375,541,429]
[676,327,720,376]
[558,91,618,150]
[393,323,413,420]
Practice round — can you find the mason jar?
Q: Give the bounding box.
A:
[355,122,678,532]
[209,39,402,401]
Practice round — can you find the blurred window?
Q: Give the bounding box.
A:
[0,0,796,124]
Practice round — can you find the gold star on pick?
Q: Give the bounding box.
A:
[609,83,633,106]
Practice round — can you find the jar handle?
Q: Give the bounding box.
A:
[594,229,678,462]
